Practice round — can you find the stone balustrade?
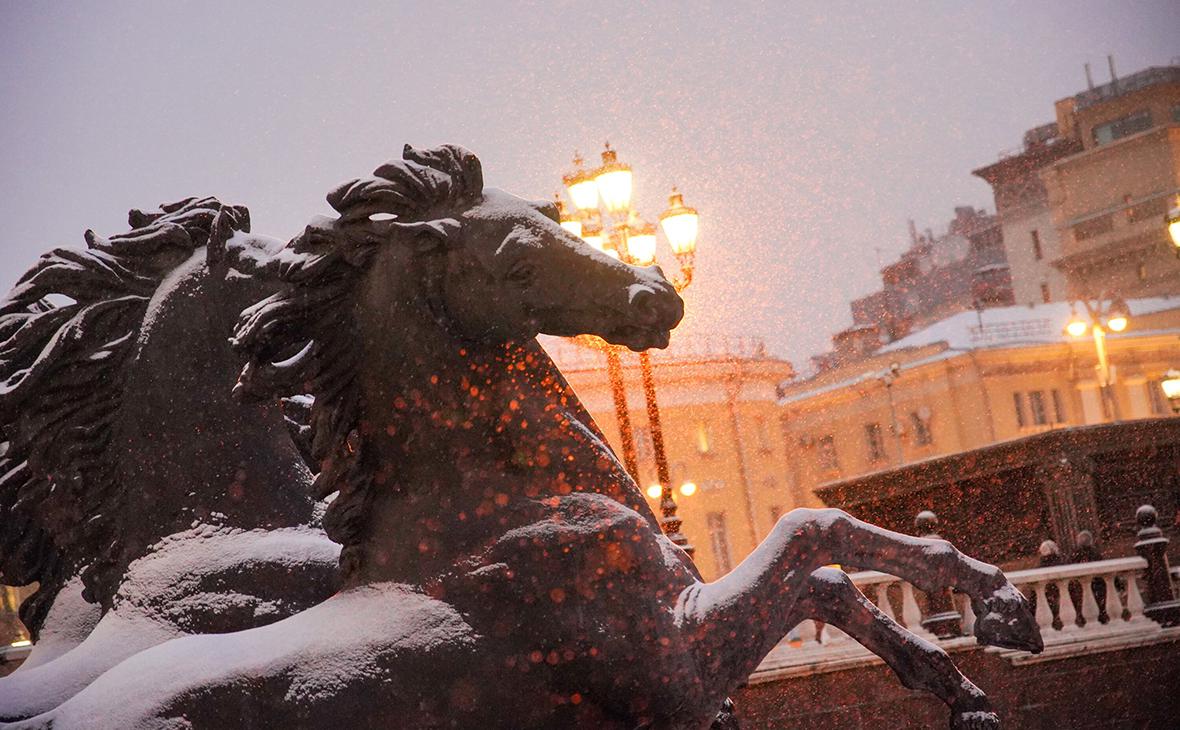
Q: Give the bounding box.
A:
[752,503,1180,684]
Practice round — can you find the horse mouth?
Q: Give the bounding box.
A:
[603,324,672,352]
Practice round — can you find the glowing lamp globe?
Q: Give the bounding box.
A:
[1065,315,1088,338]
[659,190,699,256]
[555,197,583,238]
[646,484,662,499]
[580,222,605,253]
[1169,205,1180,252]
[678,481,697,497]
[594,145,633,215]
[1106,298,1130,332]
[628,222,658,265]
[563,154,600,211]
[1161,369,1180,413]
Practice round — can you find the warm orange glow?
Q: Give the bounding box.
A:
[1065,317,1088,338]
[1106,316,1127,333]
[645,484,662,499]
[580,222,605,252]
[628,222,658,265]
[563,153,600,211]
[678,481,697,497]
[1169,204,1180,249]
[659,189,699,256]
[1161,369,1180,403]
[594,144,633,214]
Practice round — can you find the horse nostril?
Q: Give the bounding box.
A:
[628,286,660,325]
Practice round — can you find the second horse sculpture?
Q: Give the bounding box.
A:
[10,145,1041,730]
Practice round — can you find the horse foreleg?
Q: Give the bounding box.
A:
[675,508,1040,709]
[800,567,998,730]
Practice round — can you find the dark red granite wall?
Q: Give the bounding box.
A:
[734,636,1180,729]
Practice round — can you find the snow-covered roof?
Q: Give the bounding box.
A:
[880,296,1180,353]
[780,296,1180,406]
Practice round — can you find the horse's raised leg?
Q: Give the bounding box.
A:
[675,508,1041,709]
[799,567,998,730]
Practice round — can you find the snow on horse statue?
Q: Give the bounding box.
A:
[0,199,339,719]
[10,145,1041,730]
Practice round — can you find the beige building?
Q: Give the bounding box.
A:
[976,65,1180,306]
[778,298,1180,507]
[546,336,795,581]
[973,123,1079,307]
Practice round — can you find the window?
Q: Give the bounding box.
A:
[909,411,932,446]
[1031,230,1043,260]
[1092,109,1152,145]
[695,421,712,454]
[1051,389,1067,423]
[815,434,839,472]
[707,512,732,574]
[1029,391,1048,425]
[634,425,653,464]
[1013,392,1027,428]
[864,422,886,462]
[1040,282,1051,304]
[754,417,772,453]
[1148,380,1167,415]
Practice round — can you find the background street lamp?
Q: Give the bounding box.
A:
[561,143,700,554]
[1160,369,1180,413]
[1066,296,1131,420]
[1166,200,1180,256]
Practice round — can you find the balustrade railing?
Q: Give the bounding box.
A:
[753,503,1180,683]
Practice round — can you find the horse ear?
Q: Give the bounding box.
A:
[388,218,460,253]
[532,199,560,224]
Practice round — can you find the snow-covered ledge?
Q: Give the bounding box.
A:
[751,557,1172,684]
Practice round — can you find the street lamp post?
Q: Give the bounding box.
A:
[1065,296,1131,421]
[561,144,700,554]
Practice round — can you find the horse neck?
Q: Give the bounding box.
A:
[347,285,658,586]
[115,252,316,556]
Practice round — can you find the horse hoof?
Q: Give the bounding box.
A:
[972,583,1044,654]
[951,710,1000,729]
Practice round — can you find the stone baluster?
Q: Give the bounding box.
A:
[958,592,977,635]
[1031,581,1054,634]
[914,510,963,638]
[1123,571,1148,625]
[1078,577,1102,629]
[1056,577,1079,629]
[874,582,897,623]
[1132,505,1180,627]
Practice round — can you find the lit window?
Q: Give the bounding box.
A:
[1029,391,1048,425]
[909,411,932,446]
[695,421,712,454]
[864,422,886,462]
[1148,380,1167,415]
[1092,110,1152,145]
[707,512,732,574]
[816,435,839,471]
[1051,389,1067,423]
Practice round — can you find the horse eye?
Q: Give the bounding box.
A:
[507,262,537,287]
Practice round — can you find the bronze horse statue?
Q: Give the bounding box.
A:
[8,145,1042,729]
[0,199,340,719]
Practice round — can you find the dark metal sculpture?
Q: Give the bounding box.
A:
[0,199,339,719]
[3,146,1040,729]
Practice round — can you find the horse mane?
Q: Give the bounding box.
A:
[232,144,483,576]
[0,198,249,632]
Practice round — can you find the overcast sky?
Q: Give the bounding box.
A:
[2,1,1177,365]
